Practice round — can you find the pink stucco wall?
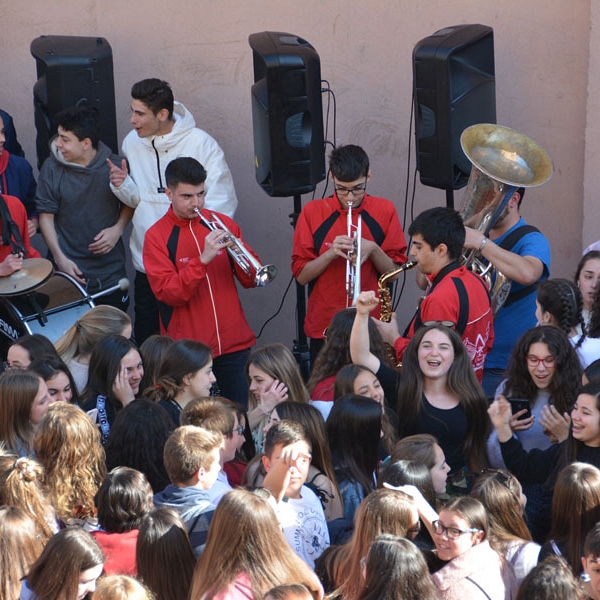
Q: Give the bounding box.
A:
[0,0,593,346]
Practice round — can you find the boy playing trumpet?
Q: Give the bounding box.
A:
[291,144,408,367]
[143,157,260,407]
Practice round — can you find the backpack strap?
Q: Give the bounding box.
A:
[497,225,541,308]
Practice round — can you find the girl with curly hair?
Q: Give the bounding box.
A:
[33,402,106,526]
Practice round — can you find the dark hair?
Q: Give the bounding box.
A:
[327,394,382,500]
[105,399,174,493]
[131,78,174,118]
[145,339,212,402]
[536,279,585,344]
[379,459,436,508]
[515,556,584,600]
[138,335,174,393]
[264,420,309,459]
[516,187,525,207]
[308,308,390,394]
[136,508,196,600]
[575,250,600,287]
[26,528,105,600]
[396,325,490,472]
[271,401,338,499]
[358,535,437,600]
[408,206,465,260]
[584,358,600,384]
[54,105,100,148]
[95,467,154,533]
[329,145,370,181]
[503,325,581,414]
[334,363,397,455]
[557,382,600,472]
[584,522,600,557]
[8,333,58,365]
[165,157,207,189]
[28,355,79,405]
[81,335,141,411]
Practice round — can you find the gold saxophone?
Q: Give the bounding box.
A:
[377,261,417,369]
[378,261,417,322]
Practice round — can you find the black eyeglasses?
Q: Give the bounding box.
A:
[334,179,367,198]
[432,520,481,540]
[230,426,245,436]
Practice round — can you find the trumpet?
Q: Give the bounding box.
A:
[195,209,277,287]
[346,200,362,304]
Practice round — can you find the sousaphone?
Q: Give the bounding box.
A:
[459,124,553,315]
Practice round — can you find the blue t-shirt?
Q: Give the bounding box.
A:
[485,218,551,370]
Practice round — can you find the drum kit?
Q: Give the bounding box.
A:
[0,258,117,358]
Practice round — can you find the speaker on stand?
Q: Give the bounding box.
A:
[413,24,496,207]
[248,31,326,377]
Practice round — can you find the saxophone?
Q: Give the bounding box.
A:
[378,261,417,322]
[377,261,417,369]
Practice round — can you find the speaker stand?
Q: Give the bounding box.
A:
[289,194,311,380]
[446,188,454,209]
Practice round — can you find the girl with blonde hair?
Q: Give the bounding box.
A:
[0,451,57,543]
[0,506,44,600]
[316,488,418,599]
[94,575,154,600]
[33,402,106,525]
[189,489,323,600]
[246,343,309,450]
[55,305,132,393]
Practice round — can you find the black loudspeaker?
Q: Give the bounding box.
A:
[30,35,118,169]
[249,31,325,197]
[413,24,496,190]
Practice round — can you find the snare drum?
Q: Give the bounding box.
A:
[0,272,95,358]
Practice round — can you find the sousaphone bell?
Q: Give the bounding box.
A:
[459,124,553,314]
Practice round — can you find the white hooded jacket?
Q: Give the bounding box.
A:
[111,101,238,271]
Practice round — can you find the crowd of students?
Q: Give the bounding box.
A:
[3,94,600,598]
[0,253,599,600]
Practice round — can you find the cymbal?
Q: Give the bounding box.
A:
[0,258,54,296]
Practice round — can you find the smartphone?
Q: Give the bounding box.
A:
[508,399,532,420]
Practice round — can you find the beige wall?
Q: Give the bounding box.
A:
[0,0,593,346]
